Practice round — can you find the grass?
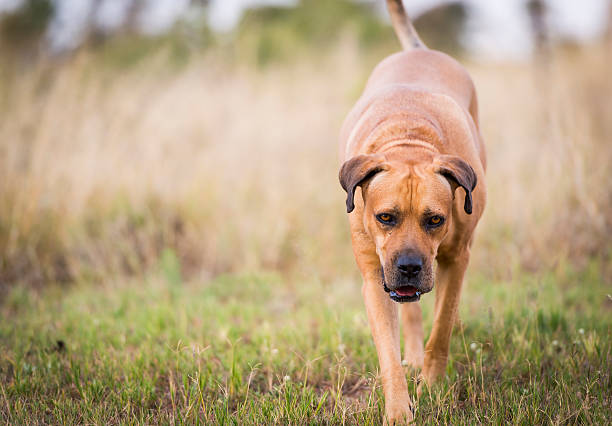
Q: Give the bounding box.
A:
[1,42,611,287]
[1,260,611,424]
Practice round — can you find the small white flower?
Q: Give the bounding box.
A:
[283,375,291,382]
[470,342,478,351]
[522,388,528,395]
[401,360,409,367]
[578,328,585,335]
[552,340,559,346]
[271,348,279,356]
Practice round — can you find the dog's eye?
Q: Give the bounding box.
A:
[427,215,445,228]
[376,213,396,225]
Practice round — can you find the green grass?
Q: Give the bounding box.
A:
[1,261,611,424]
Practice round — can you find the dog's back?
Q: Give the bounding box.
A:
[339,1,482,163]
[363,50,478,120]
[369,0,478,120]
[339,49,483,164]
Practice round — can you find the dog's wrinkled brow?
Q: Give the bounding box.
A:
[376,206,402,216]
[422,207,442,217]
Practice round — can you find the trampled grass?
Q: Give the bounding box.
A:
[2,260,611,424]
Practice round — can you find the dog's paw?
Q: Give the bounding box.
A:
[384,397,414,425]
[416,376,426,398]
[416,365,445,397]
[401,358,422,385]
[421,355,447,384]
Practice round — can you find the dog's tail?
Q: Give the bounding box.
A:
[386,0,425,50]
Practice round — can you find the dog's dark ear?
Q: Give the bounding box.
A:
[339,154,387,213]
[435,155,477,214]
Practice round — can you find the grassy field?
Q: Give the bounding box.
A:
[2,261,611,423]
[1,40,611,287]
[1,3,612,423]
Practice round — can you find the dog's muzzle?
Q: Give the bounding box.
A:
[381,254,431,303]
[381,268,427,303]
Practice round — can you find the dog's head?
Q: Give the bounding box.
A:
[339,151,476,302]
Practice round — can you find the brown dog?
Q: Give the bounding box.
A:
[338,1,486,423]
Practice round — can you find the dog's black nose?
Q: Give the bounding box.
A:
[397,254,422,276]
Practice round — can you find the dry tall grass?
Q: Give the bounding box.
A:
[1,41,610,287]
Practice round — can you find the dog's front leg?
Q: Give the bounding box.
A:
[421,250,469,388]
[362,276,413,424]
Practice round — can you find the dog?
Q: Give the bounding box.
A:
[338,1,486,423]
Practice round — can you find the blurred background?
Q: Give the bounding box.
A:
[1,0,611,290]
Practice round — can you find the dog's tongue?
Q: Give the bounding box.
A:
[395,285,417,297]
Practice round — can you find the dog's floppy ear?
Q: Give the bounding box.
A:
[435,155,477,214]
[339,154,387,213]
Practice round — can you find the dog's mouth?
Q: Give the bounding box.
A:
[389,285,421,303]
[382,279,421,303]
